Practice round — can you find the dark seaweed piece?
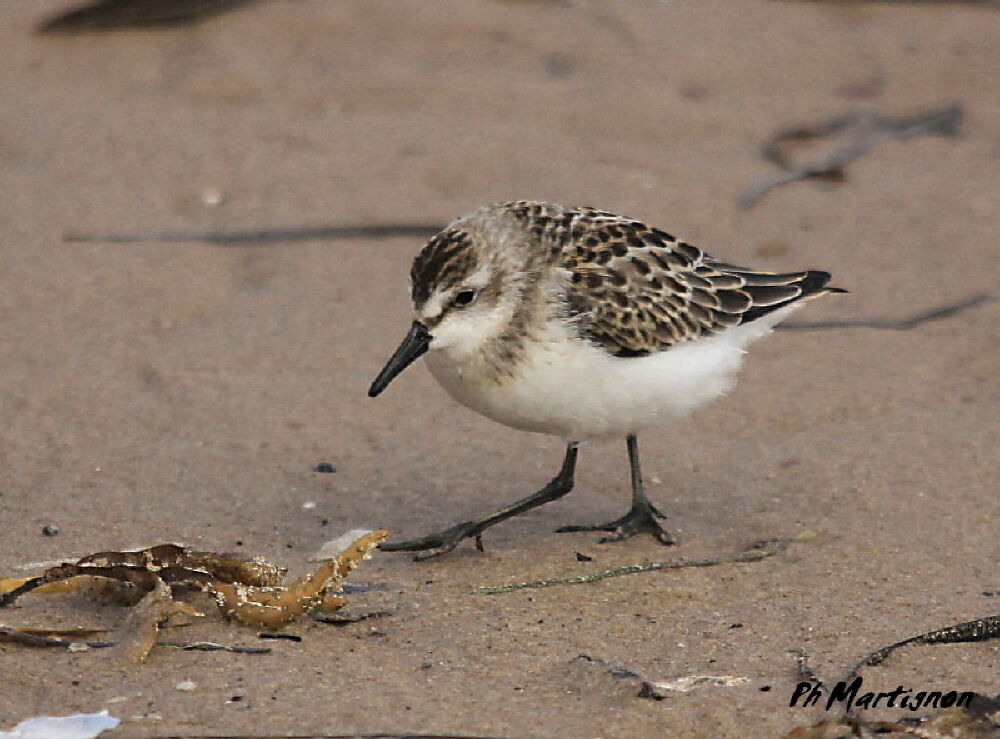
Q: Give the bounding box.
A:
[741,104,963,207]
[843,613,1000,689]
[474,532,815,594]
[0,626,112,649]
[310,609,393,625]
[158,640,271,654]
[779,293,995,331]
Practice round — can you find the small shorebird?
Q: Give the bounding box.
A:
[369,201,844,559]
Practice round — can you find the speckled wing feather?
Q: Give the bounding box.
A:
[560,208,841,356]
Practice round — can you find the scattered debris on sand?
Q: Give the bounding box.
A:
[786,615,1000,737]
[784,696,1000,739]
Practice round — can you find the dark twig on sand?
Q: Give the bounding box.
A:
[310,609,393,625]
[0,626,112,649]
[779,293,995,331]
[159,640,271,654]
[473,531,815,595]
[0,629,271,654]
[64,224,442,245]
[740,104,963,208]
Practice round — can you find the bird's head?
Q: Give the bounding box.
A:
[368,205,545,397]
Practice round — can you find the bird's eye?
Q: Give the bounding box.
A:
[453,289,477,307]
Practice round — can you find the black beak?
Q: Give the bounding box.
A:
[368,321,432,397]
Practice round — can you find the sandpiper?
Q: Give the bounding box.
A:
[369,201,844,559]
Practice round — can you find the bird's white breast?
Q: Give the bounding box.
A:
[423,305,799,441]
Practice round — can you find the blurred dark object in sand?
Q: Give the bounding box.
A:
[38,0,258,34]
[65,223,443,246]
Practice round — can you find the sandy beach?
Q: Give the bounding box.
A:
[0,1,997,736]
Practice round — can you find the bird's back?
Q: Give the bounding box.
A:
[535,203,843,357]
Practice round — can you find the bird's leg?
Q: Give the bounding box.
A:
[556,435,675,545]
[379,442,579,561]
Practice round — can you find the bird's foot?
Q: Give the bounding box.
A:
[556,501,675,545]
[378,520,488,561]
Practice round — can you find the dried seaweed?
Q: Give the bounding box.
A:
[107,580,195,662]
[63,224,441,245]
[473,531,815,594]
[0,577,89,597]
[212,530,386,628]
[1,543,286,607]
[38,0,258,34]
[0,531,387,660]
[740,104,963,207]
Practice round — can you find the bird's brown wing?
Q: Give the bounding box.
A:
[561,209,840,356]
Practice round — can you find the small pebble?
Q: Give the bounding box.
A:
[42,524,59,536]
[313,463,336,473]
[175,681,197,692]
[302,501,317,510]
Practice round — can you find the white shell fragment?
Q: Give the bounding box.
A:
[649,675,750,693]
[0,710,120,739]
[309,528,377,562]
